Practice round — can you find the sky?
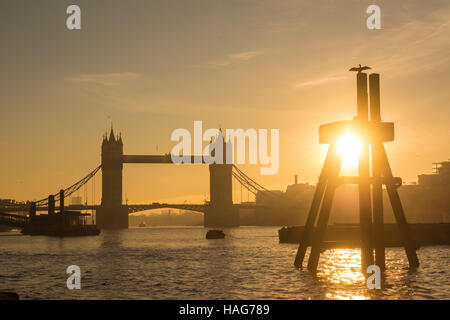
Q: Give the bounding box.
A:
[0,0,449,204]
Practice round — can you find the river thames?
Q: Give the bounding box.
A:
[0,227,448,299]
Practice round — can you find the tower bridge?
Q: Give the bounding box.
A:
[1,128,287,229]
[98,127,238,229]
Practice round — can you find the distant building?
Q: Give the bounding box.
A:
[0,199,16,205]
[250,176,315,226]
[253,159,450,225]
[71,196,82,205]
[400,159,450,223]
[255,190,285,205]
[418,160,450,187]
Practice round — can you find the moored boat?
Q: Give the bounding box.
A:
[206,229,225,239]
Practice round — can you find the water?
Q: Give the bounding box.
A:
[0,227,449,299]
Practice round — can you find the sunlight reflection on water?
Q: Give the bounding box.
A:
[315,249,368,300]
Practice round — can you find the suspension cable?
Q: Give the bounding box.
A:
[231,165,284,202]
[35,165,101,206]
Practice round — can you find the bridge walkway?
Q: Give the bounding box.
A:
[0,212,29,228]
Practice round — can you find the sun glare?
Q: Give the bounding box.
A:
[337,132,361,168]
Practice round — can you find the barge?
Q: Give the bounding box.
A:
[22,210,100,236]
[279,223,450,247]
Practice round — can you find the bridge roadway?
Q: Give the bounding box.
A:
[122,154,205,164]
[0,202,278,215]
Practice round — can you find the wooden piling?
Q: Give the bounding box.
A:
[296,68,419,275]
[358,142,374,270]
[357,73,369,120]
[380,145,419,268]
[48,195,55,216]
[371,143,385,270]
[357,72,374,270]
[369,74,381,121]
[294,145,336,268]
[59,189,64,213]
[369,73,385,270]
[307,151,342,273]
[29,202,36,221]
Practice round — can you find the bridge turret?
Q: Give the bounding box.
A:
[102,127,123,158]
[208,128,232,164]
[108,126,116,142]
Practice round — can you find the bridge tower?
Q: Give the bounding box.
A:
[204,131,239,227]
[97,127,128,229]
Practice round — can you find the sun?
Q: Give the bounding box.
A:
[337,132,361,168]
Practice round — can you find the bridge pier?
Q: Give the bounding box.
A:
[204,205,239,228]
[96,205,128,229]
[205,163,239,228]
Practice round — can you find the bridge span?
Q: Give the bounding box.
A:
[3,128,288,229]
[0,202,290,231]
[1,202,274,215]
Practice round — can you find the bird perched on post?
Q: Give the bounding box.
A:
[349,64,371,73]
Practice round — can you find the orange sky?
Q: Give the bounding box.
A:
[0,0,449,204]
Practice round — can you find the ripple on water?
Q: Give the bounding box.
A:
[0,227,448,299]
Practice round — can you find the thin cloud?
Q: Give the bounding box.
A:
[294,75,346,88]
[67,72,141,86]
[353,4,450,78]
[290,3,450,88]
[203,50,263,68]
[66,72,220,116]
